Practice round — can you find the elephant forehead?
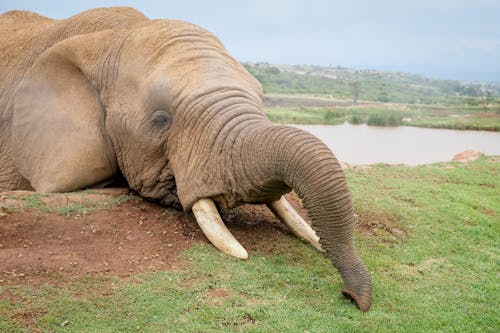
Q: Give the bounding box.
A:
[126,20,225,60]
[144,65,261,107]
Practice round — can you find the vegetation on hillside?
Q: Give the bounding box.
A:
[244,62,500,106]
[244,63,500,130]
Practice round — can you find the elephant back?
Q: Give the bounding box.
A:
[0,7,148,118]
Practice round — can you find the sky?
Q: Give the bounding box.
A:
[1,0,499,82]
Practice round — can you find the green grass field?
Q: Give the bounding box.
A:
[406,116,500,131]
[264,101,500,131]
[264,107,345,125]
[1,157,499,332]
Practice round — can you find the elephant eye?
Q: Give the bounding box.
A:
[151,109,172,130]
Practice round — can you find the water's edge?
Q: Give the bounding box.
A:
[293,123,500,166]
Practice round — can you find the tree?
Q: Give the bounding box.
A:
[482,90,493,112]
[350,81,361,105]
[267,66,280,75]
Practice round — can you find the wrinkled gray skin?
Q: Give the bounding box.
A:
[0,7,371,310]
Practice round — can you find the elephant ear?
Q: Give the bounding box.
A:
[11,32,117,192]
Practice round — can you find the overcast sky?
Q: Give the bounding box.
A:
[2,0,499,82]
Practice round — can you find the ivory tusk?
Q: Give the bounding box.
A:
[192,198,248,260]
[267,197,324,252]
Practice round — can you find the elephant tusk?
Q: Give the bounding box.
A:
[192,198,248,260]
[267,197,324,252]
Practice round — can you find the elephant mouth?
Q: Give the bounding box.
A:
[131,168,183,210]
[159,190,183,210]
[191,196,323,260]
[130,172,319,258]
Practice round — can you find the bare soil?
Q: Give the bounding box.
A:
[0,191,310,287]
[465,113,499,118]
[354,210,405,241]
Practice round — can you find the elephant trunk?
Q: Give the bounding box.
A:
[242,124,372,311]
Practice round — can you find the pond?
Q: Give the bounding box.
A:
[293,123,500,165]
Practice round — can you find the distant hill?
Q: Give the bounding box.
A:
[243,62,500,105]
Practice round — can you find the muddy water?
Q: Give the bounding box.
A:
[294,123,500,165]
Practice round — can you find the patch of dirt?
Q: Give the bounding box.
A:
[1,189,392,289]
[205,287,232,307]
[10,305,46,329]
[396,258,449,277]
[0,200,191,285]
[465,113,499,119]
[0,191,307,287]
[479,207,496,217]
[354,211,406,241]
[486,156,500,163]
[353,165,374,171]
[206,288,231,299]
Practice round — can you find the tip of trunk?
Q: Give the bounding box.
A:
[336,253,372,312]
[342,287,372,312]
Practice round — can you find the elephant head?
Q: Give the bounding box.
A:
[11,17,371,311]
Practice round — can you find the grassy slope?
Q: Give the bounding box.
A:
[1,157,499,332]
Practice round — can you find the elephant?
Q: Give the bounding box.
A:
[0,7,372,311]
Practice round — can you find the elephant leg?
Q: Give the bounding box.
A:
[0,128,32,191]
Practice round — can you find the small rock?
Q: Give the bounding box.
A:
[452,150,483,162]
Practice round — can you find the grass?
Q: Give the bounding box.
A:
[3,190,138,216]
[264,97,500,131]
[406,116,500,131]
[1,157,499,332]
[348,114,364,124]
[366,112,402,126]
[265,107,345,125]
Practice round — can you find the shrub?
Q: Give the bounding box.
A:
[377,93,390,103]
[348,114,365,124]
[322,109,345,122]
[367,112,402,126]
